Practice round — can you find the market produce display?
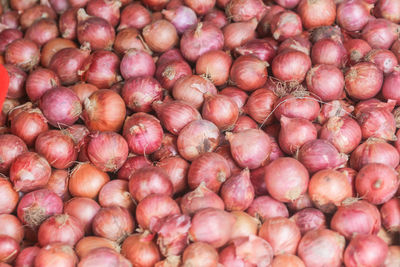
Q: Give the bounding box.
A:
[1,0,400,266]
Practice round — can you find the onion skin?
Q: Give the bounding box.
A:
[274,93,320,122]
[118,3,152,30]
[143,19,178,53]
[337,0,372,32]
[75,236,120,259]
[189,208,235,248]
[59,8,78,40]
[123,112,164,155]
[202,94,239,131]
[15,246,40,267]
[384,246,400,267]
[244,88,278,124]
[220,168,254,211]
[40,38,77,68]
[235,38,277,63]
[223,18,257,50]
[357,107,396,141]
[26,68,60,103]
[382,68,400,104]
[344,234,389,267]
[230,211,259,240]
[195,50,232,86]
[0,134,27,174]
[38,214,84,247]
[230,55,268,91]
[298,229,346,267]
[182,242,219,267]
[69,162,110,199]
[86,0,121,27]
[381,198,400,232]
[365,49,398,74]
[0,214,24,243]
[247,196,289,222]
[226,0,266,22]
[297,0,336,30]
[355,163,399,205]
[5,39,40,71]
[184,0,216,15]
[204,8,228,28]
[279,116,317,154]
[79,247,131,267]
[4,64,27,99]
[0,235,19,263]
[114,28,148,55]
[120,49,155,80]
[99,179,134,212]
[308,169,353,213]
[271,49,312,83]
[290,208,326,234]
[375,0,400,23]
[19,5,57,30]
[331,200,381,239]
[306,64,344,101]
[155,59,192,91]
[272,254,305,267]
[92,206,135,243]
[151,133,179,161]
[118,155,151,180]
[344,39,372,65]
[82,89,126,132]
[180,22,224,62]
[361,18,398,49]
[121,233,161,267]
[0,179,18,215]
[157,156,189,194]
[259,217,301,255]
[180,184,225,215]
[25,18,60,47]
[271,11,302,41]
[34,243,78,267]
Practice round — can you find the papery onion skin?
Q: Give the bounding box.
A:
[264,157,309,202]
[0,214,24,243]
[297,0,337,30]
[86,0,122,27]
[195,50,232,86]
[4,64,27,99]
[34,243,78,267]
[123,112,164,155]
[361,18,398,49]
[226,0,266,22]
[311,38,347,68]
[336,0,371,32]
[202,94,239,131]
[381,198,400,232]
[26,68,60,103]
[356,106,396,141]
[117,155,151,180]
[364,49,398,74]
[121,233,161,267]
[120,49,155,80]
[0,134,27,174]
[272,254,305,267]
[184,0,216,15]
[25,18,60,47]
[151,133,179,161]
[75,236,120,259]
[180,183,225,215]
[344,234,389,267]
[331,200,381,239]
[92,206,135,243]
[230,211,260,240]
[188,152,231,193]
[235,38,277,63]
[5,38,40,71]
[203,8,228,28]
[162,6,197,34]
[259,216,301,255]
[272,49,311,82]
[143,19,178,53]
[384,246,400,267]
[355,163,399,205]
[233,115,258,133]
[375,0,400,23]
[79,247,131,267]
[306,64,344,101]
[247,196,289,222]
[0,178,19,214]
[308,169,353,213]
[118,3,152,30]
[182,242,219,267]
[271,11,302,41]
[64,197,100,235]
[99,179,135,211]
[82,89,126,132]
[220,168,254,211]
[114,28,148,55]
[15,246,40,267]
[298,229,346,267]
[189,207,235,248]
[40,38,78,68]
[157,156,189,194]
[230,55,268,91]
[0,235,19,263]
[290,208,326,234]
[344,38,372,65]
[382,68,400,104]
[59,8,78,40]
[223,18,257,50]
[244,88,278,124]
[70,82,99,104]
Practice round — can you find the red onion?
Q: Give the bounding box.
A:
[182,242,219,267]
[79,247,131,267]
[75,236,119,258]
[344,234,389,267]
[355,163,399,205]
[0,235,19,263]
[257,5,286,37]
[151,133,179,161]
[357,106,396,141]
[38,214,84,246]
[375,0,400,23]
[187,152,230,192]
[79,50,120,89]
[0,29,23,54]
[0,178,18,215]
[202,94,239,131]
[10,152,51,192]
[319,116,362,154]
[76,8,115,50]
[220,235,273,266]
[10,0,37,12]
[226,0,266,22]
[259,217,301,255]
[49,47,90,85]
[39,87,82,127]
[290,208,326,234]
[82,89,126,132]
[118,3,152,30]
[143,19,178,53]
[25,19,59,47]
[223,18,257,50]
[86,0,121,27]
[172,75,217,109]
[351,139,399,171]
[298,139,348,174]
[364,49,398,74]
[35,243,78,267]
[203,8,228,28]
[298,229,346,267]
[337,0,372,32]
[69,162,110,199]
[114,28,149,55]
[153,100,201,135]
[270,11,302,41]
[120,49,155,80]
[64,197,100,235]
[162,6,197,34]
[243,88,277,124]
[331,199,380,239]
[177,120,220,161]
[184,0,215,15]
[392,39,400,61]
[272,254,306,267]
[306,64,344,101]
[118,155,151,180]
[123,112,163,155]
[59,8,78,40]
[279,116,317,154]
[129,166,173,202]
[26,68,60,103]
[230,211,259,240]
[189,207,235,248]
[309,169,353,213]
[45,169,70,200]
[40,38,77,67]
[5,39,40,71]
[235,38,276,64]
[297,0,336,30]
[157,48,184,66]
[215,144,242,175]
[361,18,398,49]
[121,76,162,112]
[157,156,189,194]
[221,169,254,211]
[136,194,180,231]
[274,0,301,8]
[272,49,311,83]
[0,134,27,174]
[264,157,309,202]
[287,193,313,212]
[180,23,223,62]
[180,184,224,215]
[142,0,170,11]
[68,0,90,8]
[99,179,135,211]
[233,116,258,133]
[247,196,289,222]
[311,38,347,68]
[0,214,23,243]
[381,198,400,232]
[121,233,161,266]
[19,4,56,29]
[92,206,134,242]
[4,64,27,99]
[70,83,98,104]
[155,59,192,90]
[15,246,40,267]
[49,0,70,14]
[195,50,232,86]
[383,68,400,103]
[230,55,268,91]
[344,38,372,65]
[278,34,311,56]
